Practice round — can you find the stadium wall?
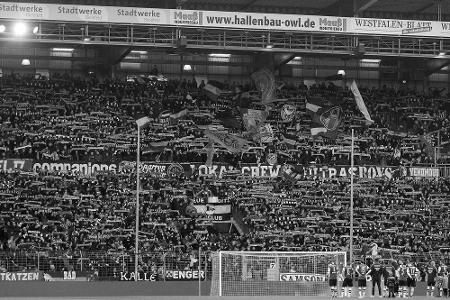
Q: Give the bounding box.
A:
[0,281,431,297]
[0,281,212,297]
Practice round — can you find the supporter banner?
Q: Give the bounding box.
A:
[194,205,231,221]
[119,272,157,281]
[33,161,118,176]
[195,164,411,179]
[196,164,401,179]
[195,163,281,178]
[21,160,442,180]
[279,273,326,282]
[194,196,231,222]
[408,167,439,178]
[44,271,79,281]
[205,129,250,153]
[165,270,205,281]
[282,164,399,180]
[0,159,33,172]
[0,272,43,281]
[2,2,450,38]
[119,161,187,178]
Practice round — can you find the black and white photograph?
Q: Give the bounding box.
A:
[0,0,449,299]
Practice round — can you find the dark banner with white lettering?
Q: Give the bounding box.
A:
[0,272,43,281]
[0,159,33,172]
[408,167,439,178]
[279,273,327,282]
[165,270,205,281]
[119,272,158,281]
[5,158,442,180]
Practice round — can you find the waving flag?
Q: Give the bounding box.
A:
[306,97,342,139]
[142,141,169,154]
[205,129,250,153]
[241,108,268,132]
[136,116,151,128]
[351,80,373,124]
[170,109,188,120]
[203,80,224,101]
[251,67,276,104]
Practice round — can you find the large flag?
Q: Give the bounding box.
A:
[240,108,268,132]
[170,109,188,120]
[251,67,276,104]
[306,97,342,139]
[203,80,224,101]
[205,129,250,153]
[257,124,274,143]
[194,196,231,222]
[215,108,242,130]
[280,104,297,122]
[142,141,169,154]
[350,80,373,124]
[136,116,151,128]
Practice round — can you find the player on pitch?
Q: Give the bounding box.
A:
[426,261,438,297]
[437,262,449,297]
[366,257,383,298]
[341,262,355,298]
[383,260,396,298]
[407,261,420,298]
[328,260,339,298]
[356,260,369,298]
[397,260,409,298]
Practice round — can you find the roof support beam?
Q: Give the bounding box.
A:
[425,58,450,76]
[355,0,379,16]
[241,0,259,10]
[414,1,435,14]
[321,0,354,17]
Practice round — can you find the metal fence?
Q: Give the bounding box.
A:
[1,249,449,279]
[0,250,212,281]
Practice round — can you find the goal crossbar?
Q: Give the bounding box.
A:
[211,251,347,296]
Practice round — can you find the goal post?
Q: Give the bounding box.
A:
[210,251,347,296]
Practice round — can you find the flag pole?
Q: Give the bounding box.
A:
[350,128,354,264]
[135,125,140,280]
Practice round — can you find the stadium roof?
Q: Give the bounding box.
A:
[11,0,450,20]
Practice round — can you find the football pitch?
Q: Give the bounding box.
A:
[5,297,432,300]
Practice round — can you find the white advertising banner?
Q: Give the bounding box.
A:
[170,9,348,33]
[0,2,449,38]
[0,2,169,25]
[349,17,450,38]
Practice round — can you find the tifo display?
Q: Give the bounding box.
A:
[0,70,449,298]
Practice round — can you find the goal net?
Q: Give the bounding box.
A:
[210,251,346,296]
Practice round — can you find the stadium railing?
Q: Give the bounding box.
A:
[0,250,212,281]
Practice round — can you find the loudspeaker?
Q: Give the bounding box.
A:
[355,43,366,55]
[178,36,187,48]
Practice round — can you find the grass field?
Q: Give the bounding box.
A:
[6,297,433,300]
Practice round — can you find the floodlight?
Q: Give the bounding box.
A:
[13,22,27,36]
[209,53,231,58]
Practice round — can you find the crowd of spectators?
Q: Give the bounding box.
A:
[0,73,450,275]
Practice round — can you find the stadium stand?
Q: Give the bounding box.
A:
[0,73,449,282]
